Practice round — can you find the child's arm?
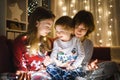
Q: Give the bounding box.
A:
[72,40,85,68]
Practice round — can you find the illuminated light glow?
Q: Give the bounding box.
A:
[23,36,27,40]
[84,0,87,3]
[72,0,76,3]
[99,28,101,31]
[62,6,67,11]
[99,16,101,18]
[97,21,99,23]
[70,4,74,7]
[26,45,31,48]
[43,37,47,41]
[109,38,111,40]
[31,49,37,55]
[63,12,67,15]
[106,43,111,46]
[98,8,101,12]
[85,6,89,10]
[97,33,100,36]
[108,11,111,14]
[98,0,101,1]
[107,31,112,36]
[98,2,101,5]
[38,43,41,46]
[109,25,112,28]
[35,1,38,4]
[59,1,63,6]
[110,5,113,8]
[99,40,103,43]
[71,15,74,18]
[73,9,77,14]
[110,19,113,21]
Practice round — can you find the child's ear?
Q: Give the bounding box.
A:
[36,21,39,27]
[71,30,75,35]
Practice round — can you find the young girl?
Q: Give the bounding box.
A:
[46,16,86,80]
[13,7,55,80]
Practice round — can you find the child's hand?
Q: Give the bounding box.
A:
[43,56,52,66]
[87,59,98,70]
[54,59,62,66]
[16,71,31,80]
[66,66,75,70]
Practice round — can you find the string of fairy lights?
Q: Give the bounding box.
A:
[28,0,114,47]
[107,0,113,46]
[28,0,50,16]
[57,0,114,47]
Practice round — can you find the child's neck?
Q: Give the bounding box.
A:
[61,36,72,42]
[80,37,86,42]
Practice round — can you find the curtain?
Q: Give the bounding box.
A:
[51,0,120,47]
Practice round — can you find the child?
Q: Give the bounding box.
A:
[13,7,55,80]
[73,10,96,71]
[72,9,96,80]
[46,16,86,80]
[73,10,120,80]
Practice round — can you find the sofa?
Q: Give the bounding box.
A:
[0,36,15,73]
[0,35,112,73]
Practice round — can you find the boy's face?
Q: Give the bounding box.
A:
[55,25,72,41]
[75,24,88,38]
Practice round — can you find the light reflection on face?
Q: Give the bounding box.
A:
[36,19,54,37]
[55,25,72,41]
[75,24,88,38]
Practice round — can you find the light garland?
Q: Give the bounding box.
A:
[28,0,38,16]
[28,0,50,16]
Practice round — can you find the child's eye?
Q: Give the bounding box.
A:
[81,28,87,30]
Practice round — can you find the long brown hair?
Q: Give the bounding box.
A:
[26,7,55,56]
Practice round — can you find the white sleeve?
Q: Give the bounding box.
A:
[72,40,85,68]
[50,40,59,61]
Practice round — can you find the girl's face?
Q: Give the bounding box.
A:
[75,24,88,38]
[36,19,54,37]
[55,25,72,41]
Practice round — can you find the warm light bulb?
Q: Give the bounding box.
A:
[109,38,111,40]
[59,1,63,6]
[38,43,41,46]
[62,6,67,11]
[73,10,77,14]
[109,25,112,28]
[63,12,67,15]
[110,19,113,21]
[106,43,111,46]
[98,2,101,5]
[85,6,89,10]
[99,28,101,31]
[97,33,100,36]
[70,4,74,7]
[107,31,112,36]
[99,16,101,18]
[84,0,87,3]
[97,21,99,24]
[108,11,111,14]
[110,5,113,8]
[71,15,74,18]
[72,0,75,3]
[99,40,103,43]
